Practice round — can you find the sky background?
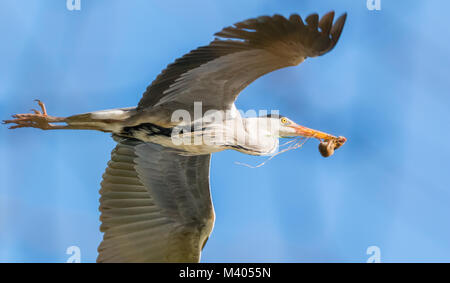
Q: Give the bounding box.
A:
[1,0,449,263]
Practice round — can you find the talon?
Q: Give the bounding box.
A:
[3,99,57,130]
[34,99,47,116]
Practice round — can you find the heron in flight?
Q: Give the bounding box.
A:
[4,11,347,262]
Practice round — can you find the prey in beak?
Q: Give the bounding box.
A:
[288,122,347,158]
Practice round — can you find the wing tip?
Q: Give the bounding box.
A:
[328,12,347,51]
[214,11,347,55]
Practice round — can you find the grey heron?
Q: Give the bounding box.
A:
[4,11,347,262]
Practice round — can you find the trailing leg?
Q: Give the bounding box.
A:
[3,100,136,132]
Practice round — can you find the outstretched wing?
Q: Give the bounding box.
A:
[97,138,214,262]
[137,11,346,113]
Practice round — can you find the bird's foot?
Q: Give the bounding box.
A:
[3,100,65,130]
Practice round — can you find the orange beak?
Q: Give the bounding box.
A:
[289,123,334,140]
[289,123,347,147]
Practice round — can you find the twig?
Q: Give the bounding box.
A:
[235,137,310,168]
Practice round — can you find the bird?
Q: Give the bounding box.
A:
[3,11,347,262]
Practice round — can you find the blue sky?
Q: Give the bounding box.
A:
[1,0,450,262]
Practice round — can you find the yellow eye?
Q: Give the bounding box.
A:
[281,117,288,124]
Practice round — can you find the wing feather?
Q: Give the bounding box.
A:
[97,138,214,262]
[136,12,347,113]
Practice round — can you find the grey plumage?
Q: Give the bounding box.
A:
[99,12,346,262]
[98,138,213,262]
[137,12,346,115]
[3,11,348,263]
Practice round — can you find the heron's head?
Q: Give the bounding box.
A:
[259,114,308,138]
[258,114,347,157]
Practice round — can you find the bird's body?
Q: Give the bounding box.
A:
[67,104,280,156]
[4,11,348,262]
